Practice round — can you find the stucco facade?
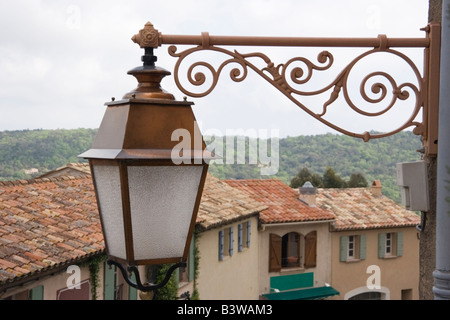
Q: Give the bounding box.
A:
[258,221,332,296]
[330,227,419,300]
[196,215,260,300]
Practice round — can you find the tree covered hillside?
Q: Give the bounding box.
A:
[0,129,422,203]
[208,131,423,202]
[0,129,97,181]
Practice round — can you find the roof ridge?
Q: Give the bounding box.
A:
[224,178,283,183]
[0,175,90,187]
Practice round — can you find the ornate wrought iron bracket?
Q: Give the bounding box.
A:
[132,22,441,156]
[107,259,186,292]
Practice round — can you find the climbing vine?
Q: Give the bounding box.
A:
[80,253,107,300]
[191,226,201,300]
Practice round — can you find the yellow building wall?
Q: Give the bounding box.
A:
[196,216,260,300]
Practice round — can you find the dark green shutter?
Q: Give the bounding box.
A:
[396,232,403,257]
[104,262,115,300]
[378,233,386,258]
[339,236,348,262]
[359,234,366,260]
[29,285,44,300]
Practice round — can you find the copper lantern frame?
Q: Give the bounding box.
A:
[80,61,215,292]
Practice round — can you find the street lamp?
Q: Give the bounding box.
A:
[79,33,215,292]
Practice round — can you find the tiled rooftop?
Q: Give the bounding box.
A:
[314,182,421,231]
[0,176,103,286]
[37,162,91,179]
[0,167,267,286]
[224,179,335,224]
[196,175,267,231]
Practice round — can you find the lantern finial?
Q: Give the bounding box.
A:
[132,22,161,49]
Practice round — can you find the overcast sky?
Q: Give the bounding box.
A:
[0,0,429,138]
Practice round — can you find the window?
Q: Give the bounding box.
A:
[268,231,317,272]
[385,233,393,255]
[238,221,252,252]
[282,232,300,268]
[340,235,366,262]
[219,230,224,261]
[225,227,234,256]
[348,235,356,259]
[219,227,234,261]
[378,232,403,258]
[401,289,413,300]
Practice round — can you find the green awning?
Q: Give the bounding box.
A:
[263,286,339,300]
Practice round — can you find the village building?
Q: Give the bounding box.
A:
[301,180,421,300]
[224,179,339,300]
[0,164,420,300]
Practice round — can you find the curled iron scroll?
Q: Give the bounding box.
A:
[168,44,424,142]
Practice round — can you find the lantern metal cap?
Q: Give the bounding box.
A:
[123,64,175,100]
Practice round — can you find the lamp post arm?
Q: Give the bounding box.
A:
[107,259,186,292]
[132,22,440,156]
[132,22,429,49]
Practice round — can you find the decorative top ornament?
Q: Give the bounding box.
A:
[132,22,161,48]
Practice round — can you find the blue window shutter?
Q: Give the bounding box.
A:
[339,236,348,262]
[378,233,386,258]
[29,285,44,300]
[104,262,115,300]
[238,224,243,252]
[359,234,366,260]
[396,232,403,257]
[219,230,224,261]
[247,221,251,248]
[229,226,234,256]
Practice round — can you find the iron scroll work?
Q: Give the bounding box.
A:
[133,22,441,156]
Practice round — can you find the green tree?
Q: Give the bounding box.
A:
[290,167,323,188]
[152,264,178,300]
[323,167,346,188]
[347,173,368,187]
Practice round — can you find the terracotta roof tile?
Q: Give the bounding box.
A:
[224,179,335,224]
[314,185,420,231]
[0,176,104,285]
[1,166,267,285]
[196,175,267,230]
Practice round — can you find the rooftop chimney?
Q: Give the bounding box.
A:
[299,181,317,206]
[371,180,382,196]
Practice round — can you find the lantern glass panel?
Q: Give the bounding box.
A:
[92,164,127,260]
[127,165,203,260]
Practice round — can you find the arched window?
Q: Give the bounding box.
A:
[269,231,317,272]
